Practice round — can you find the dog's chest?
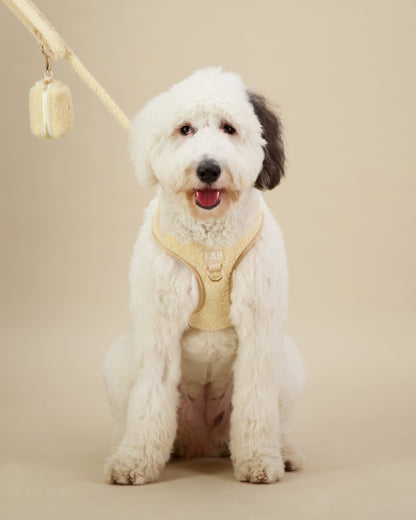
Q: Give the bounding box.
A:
[153,207,263,331]
[180,327,238,384]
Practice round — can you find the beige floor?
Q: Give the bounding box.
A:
[1,308,415,519]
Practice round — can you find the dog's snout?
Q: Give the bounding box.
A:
[197,160,221,184]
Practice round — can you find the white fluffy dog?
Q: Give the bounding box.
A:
[103,68,305,485]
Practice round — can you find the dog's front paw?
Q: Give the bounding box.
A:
[105,446,164,485]
[233,453,285,484]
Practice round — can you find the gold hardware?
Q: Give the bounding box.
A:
[41,44,53,83]
[207,264,224,282]
[204,249,224,281]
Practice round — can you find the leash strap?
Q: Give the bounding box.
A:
[3,0,131,131]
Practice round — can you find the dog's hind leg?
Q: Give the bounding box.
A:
[103,332,136,425]
[278,334,306,471]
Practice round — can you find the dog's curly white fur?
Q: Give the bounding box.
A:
[103,68,306,485]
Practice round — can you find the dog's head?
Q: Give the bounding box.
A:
[130,68,284,219]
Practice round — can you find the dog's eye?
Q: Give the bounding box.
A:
[222,123,236,135]
[180,125,192,136]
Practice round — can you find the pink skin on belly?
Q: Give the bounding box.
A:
[174,379,233,458]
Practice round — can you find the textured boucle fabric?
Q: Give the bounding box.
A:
[29,79,73,138]
[152,208,264,331]
[4,0,130,131]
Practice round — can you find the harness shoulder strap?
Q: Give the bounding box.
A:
[152,208,264,331]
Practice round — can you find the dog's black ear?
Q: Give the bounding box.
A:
[248,91,285,190]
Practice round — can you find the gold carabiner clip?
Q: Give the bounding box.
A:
[41,45,53,83]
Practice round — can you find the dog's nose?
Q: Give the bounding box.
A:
[197,160,221,184]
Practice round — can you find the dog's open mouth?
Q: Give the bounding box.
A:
[194,189,221,210]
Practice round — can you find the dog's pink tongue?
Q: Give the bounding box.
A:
[195,190,220,207]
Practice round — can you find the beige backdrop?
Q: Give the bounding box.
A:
[1,1,415,518]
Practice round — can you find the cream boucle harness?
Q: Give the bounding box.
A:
[152,208,264,331]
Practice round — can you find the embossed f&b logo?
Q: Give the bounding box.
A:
[204,249,224,282]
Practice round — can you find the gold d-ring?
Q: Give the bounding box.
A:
[207,266,224,282]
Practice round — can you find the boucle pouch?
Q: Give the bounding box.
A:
[29,79,73,139]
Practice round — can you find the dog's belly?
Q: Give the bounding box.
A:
[175,327,237,457]
[180,326,238,384]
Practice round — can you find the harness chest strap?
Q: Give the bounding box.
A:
[152,208,264,331]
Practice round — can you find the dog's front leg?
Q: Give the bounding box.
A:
[230,250,287,484]
[230,326,285,484]
[106,337,180,485]
[106,244,198,485]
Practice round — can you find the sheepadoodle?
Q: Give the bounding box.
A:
[103,67,305,485]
